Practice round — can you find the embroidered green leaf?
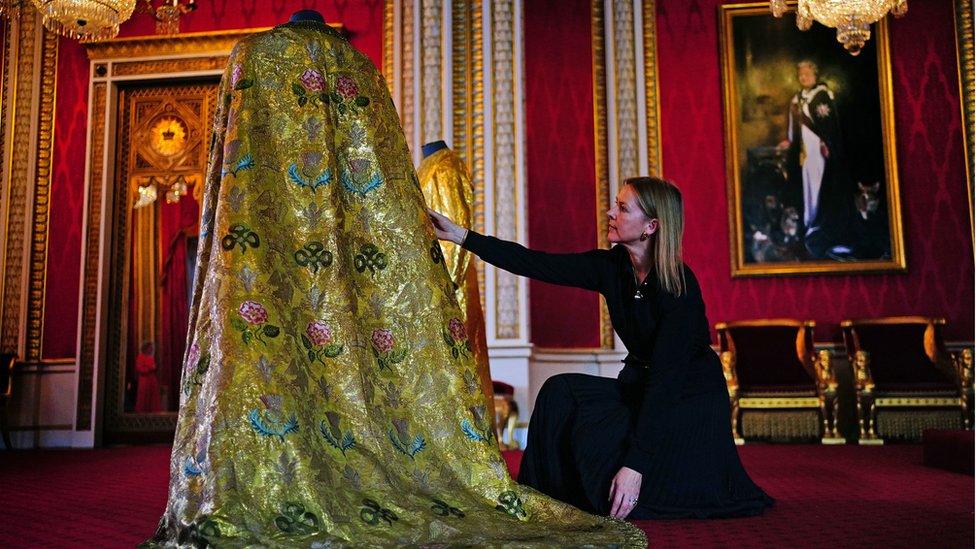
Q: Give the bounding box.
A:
[263,324,280,338]
[301,334,313,350]
[292,83,305,96]
[230,317,247,331]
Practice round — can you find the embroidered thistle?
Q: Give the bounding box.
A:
[360,499,398,526]
[460,405,493,444]
[249,395,298,441]
[294,242,333,273]
[388,418,426,459]
[221,141,254,178]
[220,223,259,253]
[320,412,356,454]
[231,301,280,346]
[287,163,332,192]
[341,157,383,196]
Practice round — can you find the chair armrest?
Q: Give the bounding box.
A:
[813,349,838,394]
[720,350,738,398]
[853,350,875,393]
[953,348,973,390]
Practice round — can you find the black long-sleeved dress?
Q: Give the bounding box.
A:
[462,231,774,519]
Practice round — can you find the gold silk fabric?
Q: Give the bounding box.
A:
[417,148,495,425]
[147,22,645,548]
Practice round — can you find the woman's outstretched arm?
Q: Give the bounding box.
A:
[428,208,609,292]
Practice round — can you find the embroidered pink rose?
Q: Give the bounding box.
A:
[448,318,467,342]
[371,328,395,354]
[335,75,359,99]
[185,342,201,371]
[238,300,268,325]
[300,69,326,92]
[230,64,244,88]
[306,321,334,347]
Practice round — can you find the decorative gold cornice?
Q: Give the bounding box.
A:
[955,0,974,243]
[82,25,347,62]
[83,28,271,60]
[112,56,226,76]
[24,29,59,362]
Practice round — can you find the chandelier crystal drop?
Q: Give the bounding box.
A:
[770,0,908,55]
[32,0,137,41]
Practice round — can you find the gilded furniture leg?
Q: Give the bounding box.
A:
[955,348,974,429]
[853,350,882,444]
[814,349,843,443]
[720,351,744,445]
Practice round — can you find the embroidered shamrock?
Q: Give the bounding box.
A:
[231,300,280,346]
[430,498,465,518]
[354,243,388,276]
[294,242,333,273]
[429,239,444,263]
[220,223,259,253]
[274,502,319,535]
[360,499,398,526]
[495,490,527,519]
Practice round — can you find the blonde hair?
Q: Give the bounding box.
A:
[624,176,686,296]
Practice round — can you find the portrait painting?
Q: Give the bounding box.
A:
[720,3,905,276]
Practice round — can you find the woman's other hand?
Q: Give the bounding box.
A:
[427,208,468,245]
[608,466,643,519]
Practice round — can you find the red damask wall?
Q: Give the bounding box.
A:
[43,1,384,358]
[525,0,973,347]
[524,0,602,348]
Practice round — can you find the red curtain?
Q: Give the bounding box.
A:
[158,195,200,411]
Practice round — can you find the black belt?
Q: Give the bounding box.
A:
[622,357,653,369]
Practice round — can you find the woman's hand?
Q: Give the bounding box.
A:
[427,208,468,245]
[608,466,642,519]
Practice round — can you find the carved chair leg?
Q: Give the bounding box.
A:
[857,393,881,444]
[730,398,744,445]
[820,391,842,443]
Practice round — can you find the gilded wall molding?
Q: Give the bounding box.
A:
[112,56,227,76]
[592,0,613,348]
[401,1,416,155]
[421,0,444,143]
[491,0,521,340]
[642,0,662,176]
[384,0,395,93]
[2,10,47,355]
[613,0,640,181]
[24,29,59,362]
[0,19,12,353]
[955,0,974,241]
[75,82,106,431]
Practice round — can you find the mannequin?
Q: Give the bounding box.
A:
[422,139,448,159]
[417,140,496,435]
[289,9,325,23]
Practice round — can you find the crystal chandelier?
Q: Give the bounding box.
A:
[770,0,908,55]
[32,0,137,41]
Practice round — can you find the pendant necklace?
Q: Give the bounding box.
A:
[632,267,645,300]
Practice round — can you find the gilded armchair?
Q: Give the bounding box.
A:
[716,320,841,444]
[841,317,973,443]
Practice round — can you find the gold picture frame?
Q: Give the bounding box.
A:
[720,2,905,277]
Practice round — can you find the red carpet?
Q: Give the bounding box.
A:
[0,445,972,548]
